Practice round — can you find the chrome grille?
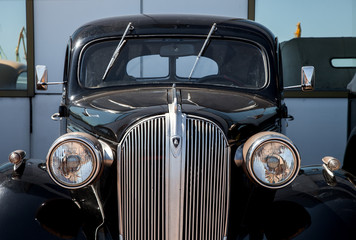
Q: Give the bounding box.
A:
[183,117,229,240]
[118,116,167,240]
[117,115,230,240]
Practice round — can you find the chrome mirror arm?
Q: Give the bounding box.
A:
[284,66,315,91]
[38,81,64,86]
[284,84,303,89]
[36,65,64,90]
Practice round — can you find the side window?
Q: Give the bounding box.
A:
[0,0,33,96]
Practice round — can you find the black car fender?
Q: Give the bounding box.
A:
[0,159,87,240]
[247,166,356,239]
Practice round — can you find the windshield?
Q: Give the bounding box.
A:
[79,38,267,89]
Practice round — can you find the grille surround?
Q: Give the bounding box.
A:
[117,113,230,240]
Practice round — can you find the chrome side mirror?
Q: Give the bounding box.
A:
[36,65,48,90]
[301,66,315,91]
[284,66,315,91]
[35,65,63,90]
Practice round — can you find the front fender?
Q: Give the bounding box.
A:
[272,166,356,239]
[0,159,85,239]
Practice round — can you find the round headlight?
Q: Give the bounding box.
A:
[47,132,103,189]
[243,132,300,189]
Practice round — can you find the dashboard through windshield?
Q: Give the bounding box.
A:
[79,37,268,89]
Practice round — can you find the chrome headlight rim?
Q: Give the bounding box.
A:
[46,132,103,190]
[243,132,301,189]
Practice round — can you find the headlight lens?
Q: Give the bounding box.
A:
[47,133,103,189]
[243,132,300,189]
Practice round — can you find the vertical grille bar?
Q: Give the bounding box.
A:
[183,117,229,240]
[118,115,229,240]
[118,116,166,240]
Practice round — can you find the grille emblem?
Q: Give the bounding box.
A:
[170,135,182,157]
[172,136,180,148]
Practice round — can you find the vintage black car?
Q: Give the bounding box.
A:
[2,15,356,240]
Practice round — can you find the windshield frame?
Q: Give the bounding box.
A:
[77,35,270,91]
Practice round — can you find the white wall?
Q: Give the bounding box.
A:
[142,0,247,17]
[31,0,142,160]
[285,98,347,166]
[0,98,30,162]
[30,94,62,161]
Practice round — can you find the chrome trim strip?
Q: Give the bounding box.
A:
[166,87,186,240]
[91,185,105,240]
[117,144,124,236]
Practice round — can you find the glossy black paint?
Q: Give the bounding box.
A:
[230,166,356,239]
[67,87,279,144]
[0,160,84,239]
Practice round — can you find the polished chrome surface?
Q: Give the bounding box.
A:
[35,64,63,90]
[51,112,62,121]
[35,65,48,90]
[8,149,26,171]
[301,66,315,91]
[182,116,230,240]
[117,110,230,239]
[46,132,110,189]
[118,115,167,240]
[102,22,134,80]
[188,23,217,79]
[322,156,341,172]
[234,145,244,167]
[243,131,300,189]
[284,66,315,91]
[322,156,341,182]
[166,86,186,240]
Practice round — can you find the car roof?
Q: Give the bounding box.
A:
[71,14,275,49]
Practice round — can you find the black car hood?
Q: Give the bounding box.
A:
[68,87,278,142]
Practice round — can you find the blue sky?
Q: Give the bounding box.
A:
[0,0,26,62]
[255,0,356,42]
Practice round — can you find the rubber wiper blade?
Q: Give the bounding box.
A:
[188,23,217,80]
[102,22,134,80]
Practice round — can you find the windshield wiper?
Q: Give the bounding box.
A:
[188,23,217,80]
[102,22,134,80]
